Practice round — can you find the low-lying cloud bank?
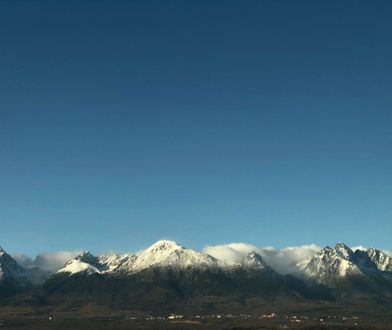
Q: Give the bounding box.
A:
[13,251,82,272]
[203,243,322,274]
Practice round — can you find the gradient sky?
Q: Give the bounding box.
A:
[1,0,392,256]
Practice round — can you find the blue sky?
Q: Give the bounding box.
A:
[1,0,391,255]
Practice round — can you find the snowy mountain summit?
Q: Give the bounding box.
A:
[365,248,392,272]
[242,251,268,270]
[335,242,355,260]
[56,240,219,276]
[130,240,219,272]
[1,241,392,291]
[296,243,362,285]
[297,243,392,286]
[57,251,106,275]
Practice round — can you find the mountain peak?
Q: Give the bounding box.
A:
[75,251,95,260]
[140,240,184,256]
[334,243,354,259]
[296,243,362,286]
[147,240,183,251]
[242,251,267,269]
[79,251,92,256]
[129,240,217,273]
[365,248,392,272]
[57,252,104,275]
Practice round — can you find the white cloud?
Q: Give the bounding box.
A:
[203,243,260,265]
[259,244,321,274]
[203,243,322,274]
[13,251,82,272]
[352,245,368,252]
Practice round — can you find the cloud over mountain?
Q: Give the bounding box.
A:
[13,251,82,272]
[12,243,390,276]
[203,243,322,274]
[203,243,260,265]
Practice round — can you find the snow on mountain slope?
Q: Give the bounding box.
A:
[99,253,137,272]
[241,251,268,270]
[296,243,363,285]
[129,240,219,273]
[54,240,278,277]
[365,248,392,272]
[212,250,268,271]
[57,252,105,275]
[335,242,355,260]
[56,241,392,282]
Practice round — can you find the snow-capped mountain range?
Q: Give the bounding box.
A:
[2,241,392,317]
[56,240,269,276]
[1,241,392,288]
[296,243,362,285]
[54,240,392,289]
[296,243,392,286]
[366,247,392,272]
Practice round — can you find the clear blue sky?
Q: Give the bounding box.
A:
[1,0,391,255]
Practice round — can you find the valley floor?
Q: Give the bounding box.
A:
[0,303,391,330]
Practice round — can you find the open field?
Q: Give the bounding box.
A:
[0,316,389,330]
